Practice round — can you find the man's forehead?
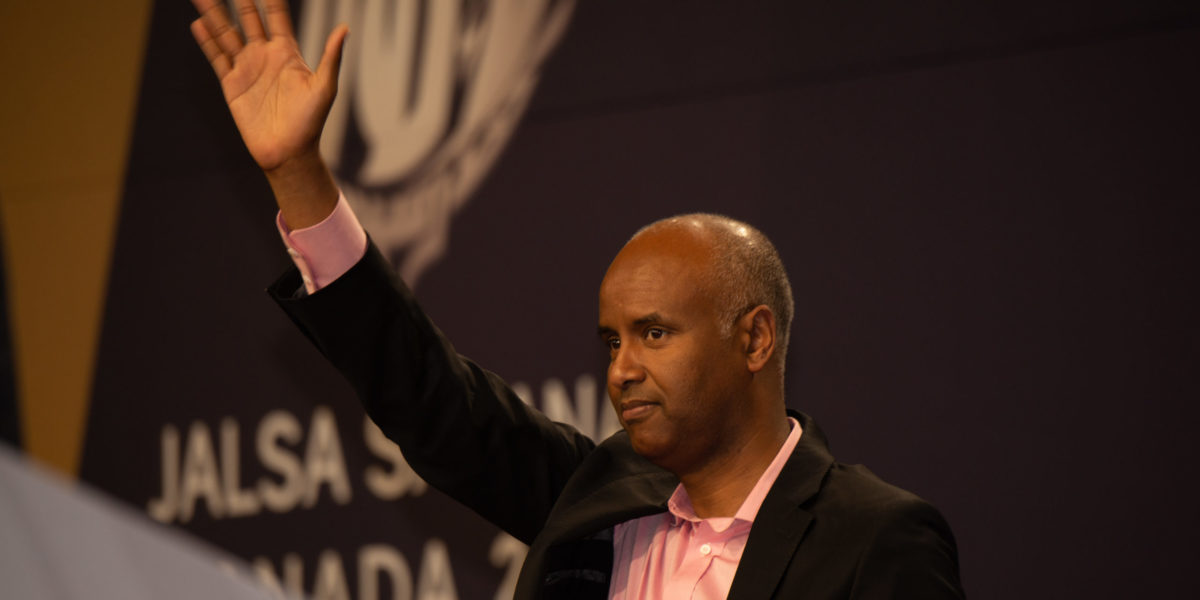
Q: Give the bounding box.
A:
[603,241,706,294]
[599,228,721,316]
[612,223,718,271]
[597,267,695,329]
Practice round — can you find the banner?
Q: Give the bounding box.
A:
[85,1,579,598]
[74,1,1200,598]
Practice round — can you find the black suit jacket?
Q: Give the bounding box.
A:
[270,242,964,599]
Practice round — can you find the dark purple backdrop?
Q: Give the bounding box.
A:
[82,1,1199,597]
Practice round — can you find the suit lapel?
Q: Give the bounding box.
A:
[727,411,835,599]
[517,413,837,599]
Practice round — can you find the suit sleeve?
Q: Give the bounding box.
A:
[849,499,966,599]
[268,240,596,545]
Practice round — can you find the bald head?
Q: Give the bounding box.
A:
[598,214,794,472]
[628,214,795,370]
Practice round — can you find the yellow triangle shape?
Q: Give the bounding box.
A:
[0,0,154,477]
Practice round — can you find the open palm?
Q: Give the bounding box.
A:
[190,0,346,172]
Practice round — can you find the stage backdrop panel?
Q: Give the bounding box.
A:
[81,1,1199,598]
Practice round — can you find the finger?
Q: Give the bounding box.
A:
[316,25,349,96]
[262,0,295,39]
[191,0,244,57]
[190,18,232,79]
[232,0,266,42]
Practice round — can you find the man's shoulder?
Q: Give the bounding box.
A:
[782,413,942,525]
[804,460,954,551]
[820,462,929,512]
[805,463,964,595]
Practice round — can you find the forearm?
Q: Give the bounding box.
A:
[268,242,596,543]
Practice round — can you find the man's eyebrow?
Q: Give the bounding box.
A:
[596,313,665,337]
[633,313,664,327]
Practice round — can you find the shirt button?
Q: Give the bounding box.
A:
[700,543,712,555]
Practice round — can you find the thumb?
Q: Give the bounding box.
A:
[316,24,349,94]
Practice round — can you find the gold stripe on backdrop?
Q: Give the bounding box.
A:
[0,0,154,477]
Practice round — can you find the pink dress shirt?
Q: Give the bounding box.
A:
[609,419,802,599]
[275,193,367,294]
[277,200,805,598]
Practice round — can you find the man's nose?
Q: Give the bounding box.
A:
[608,344,645,391]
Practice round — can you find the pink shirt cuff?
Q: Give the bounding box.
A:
[276,193,368,294]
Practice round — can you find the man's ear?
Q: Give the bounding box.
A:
[741,305,776,373]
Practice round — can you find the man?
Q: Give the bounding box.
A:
[190,1,964,597]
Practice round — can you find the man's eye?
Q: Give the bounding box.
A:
[646,328,666,340]
[606,337,620,351]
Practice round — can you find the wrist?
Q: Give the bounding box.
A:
[265,149,339,230]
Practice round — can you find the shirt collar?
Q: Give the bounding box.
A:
[665,417,803,530]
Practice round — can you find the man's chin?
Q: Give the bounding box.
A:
[628,430,676,467]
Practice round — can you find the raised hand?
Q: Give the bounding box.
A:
[190,0,347,227]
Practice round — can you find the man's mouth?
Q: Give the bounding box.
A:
[620,400,658,423]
